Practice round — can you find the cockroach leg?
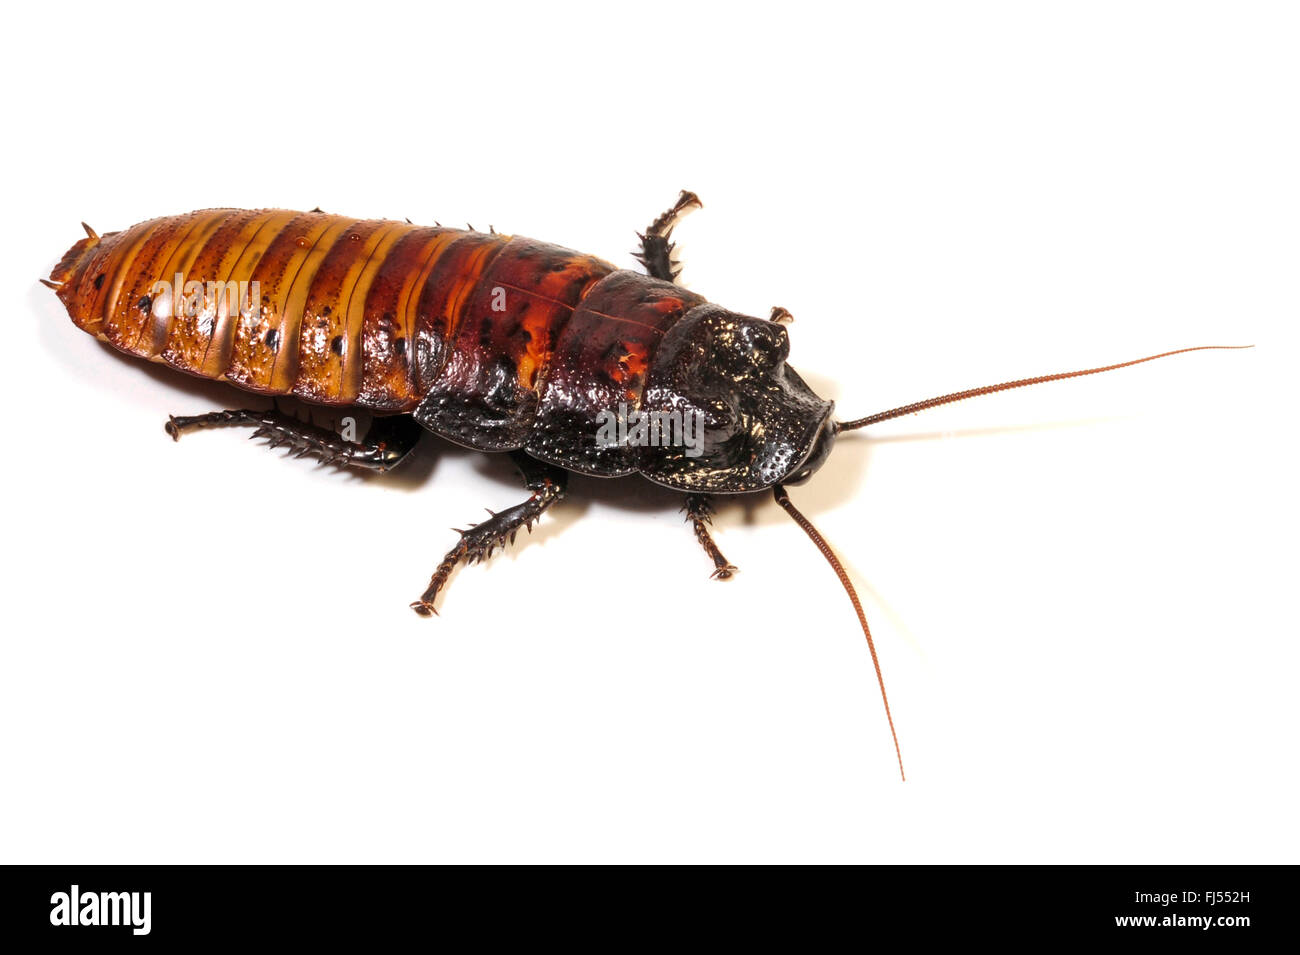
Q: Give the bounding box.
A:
[684,493,738,580]
[634,189,703,283]
[164,408,422,472]
[410,452,568,616]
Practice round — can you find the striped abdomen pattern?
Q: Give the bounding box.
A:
[50,208,708,470]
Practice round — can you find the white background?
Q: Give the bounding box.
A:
[2,1,1295,863]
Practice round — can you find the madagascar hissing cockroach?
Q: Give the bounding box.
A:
[43,192,1249,779]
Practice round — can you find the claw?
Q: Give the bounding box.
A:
[410,600,438,617]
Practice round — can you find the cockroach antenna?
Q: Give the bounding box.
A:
[774,485,906,781]
[836,345,1254,432]
[797,342,1253,779]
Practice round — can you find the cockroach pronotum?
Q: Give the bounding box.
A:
[43,192,1249,780]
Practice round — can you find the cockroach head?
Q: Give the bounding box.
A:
[639,305,835,492]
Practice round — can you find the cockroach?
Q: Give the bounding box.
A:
[43,192,1248,780]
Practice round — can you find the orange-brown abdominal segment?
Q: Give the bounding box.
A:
[95,218,159,346]
[292,218,395,404]
[144,211,229,357]
[125,212,211,355]
[224,211,335,393]
[160,210,267,375]
[104,214,189,352]
[408,231,515,400]
[357,227,457,410]
[202,210,302,380]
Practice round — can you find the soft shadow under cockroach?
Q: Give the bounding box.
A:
[42,193,1249,779]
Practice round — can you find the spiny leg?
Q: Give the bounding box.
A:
[165,408,422,472]
[685,493,738,580]
[634,189,702,283]
[411,451,568,616]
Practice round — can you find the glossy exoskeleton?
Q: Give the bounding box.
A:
[46,191,1245,779]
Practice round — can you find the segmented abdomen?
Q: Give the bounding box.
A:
[50,208,615,412]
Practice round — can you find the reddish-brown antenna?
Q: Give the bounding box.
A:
[838,345,1252,432]
[774,485,905,781]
